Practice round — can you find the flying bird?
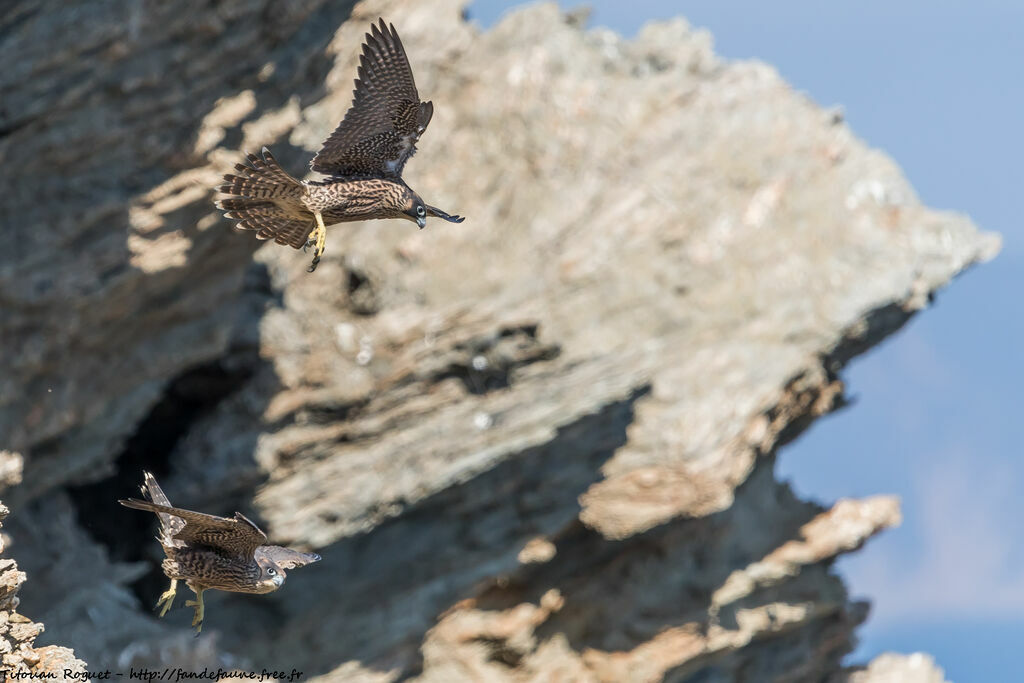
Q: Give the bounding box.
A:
[119,472,320,634]
[217,18,464,272]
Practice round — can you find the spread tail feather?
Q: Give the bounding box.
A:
[219,147,303,199]
[218,148,313,249]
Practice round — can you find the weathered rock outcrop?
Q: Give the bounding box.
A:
[0,493,86,677]
[2,0,998,680]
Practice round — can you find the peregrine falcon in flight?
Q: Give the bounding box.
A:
[119,472,320,634]
[217,18,464,272]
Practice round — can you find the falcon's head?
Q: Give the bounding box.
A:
[252,545,321,594]
[389,185,465,228]
[254,555,287,593]
[394,187,429,229]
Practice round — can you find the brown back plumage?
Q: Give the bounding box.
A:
[310,18,433,178]
[217,148,312,248]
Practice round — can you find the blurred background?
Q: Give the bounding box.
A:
[470,1,1023,681]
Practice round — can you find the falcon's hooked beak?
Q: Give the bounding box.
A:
[426,205,465,224]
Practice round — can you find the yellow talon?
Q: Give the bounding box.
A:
[185,588,206,635]
[307,212,328,272]
[154,578,178,618]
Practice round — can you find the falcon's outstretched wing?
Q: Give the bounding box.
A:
[256,545,322,569]
[311,18,433,179]
[119,498,268,560]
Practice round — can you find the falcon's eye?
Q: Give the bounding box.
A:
[416,205,426,217]
[267,567,276,575]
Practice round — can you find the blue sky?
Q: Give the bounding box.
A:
[471,2,1023,679]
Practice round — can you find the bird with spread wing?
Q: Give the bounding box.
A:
[217,18,464,272]
[120,472,320,634]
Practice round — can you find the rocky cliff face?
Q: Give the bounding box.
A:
[0,495,86,677]
[1,0,992,680]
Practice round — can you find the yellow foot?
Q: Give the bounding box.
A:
[184,592,205,635]
[154,578,178,618]
[307,212,327,273]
